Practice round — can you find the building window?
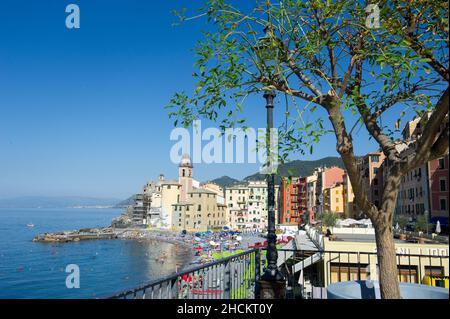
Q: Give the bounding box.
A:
[373,167,379,175]
[438,158,445,169]
[440,198,447,211]
[425,266,444,277]
[330,264,417,284]
[439,178,447,192]
[371,155,380,163]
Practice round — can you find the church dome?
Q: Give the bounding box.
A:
[179,154,193,168]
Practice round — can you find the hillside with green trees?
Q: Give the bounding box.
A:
[206,157,345,188]
[244,157,344,183]
[206,176,242,188]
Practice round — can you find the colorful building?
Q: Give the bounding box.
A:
[172,188,227,232]
[427,155,449,230]
[357,152,385,208]
[279,177,301,225]
[342,172,357,218]
[323,183,345,215]
[314,167,345,216]
[225,181,279,230]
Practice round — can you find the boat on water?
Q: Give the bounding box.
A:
[27,223,35,228]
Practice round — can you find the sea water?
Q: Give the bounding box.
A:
[0,208,191,299]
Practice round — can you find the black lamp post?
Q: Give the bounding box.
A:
[261,91,284,282]
[253,25,286,298]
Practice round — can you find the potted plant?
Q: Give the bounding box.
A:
[414,215,429,244]
[395,216,409,240]
[321,211,339,241]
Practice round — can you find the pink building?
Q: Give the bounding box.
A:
[315,166,345,215]
[322,167,345,189]
[428,155,449,230]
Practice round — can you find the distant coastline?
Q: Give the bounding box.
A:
[69,205,116,209]
[0,196,124,209]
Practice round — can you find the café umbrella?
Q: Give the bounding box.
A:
[436,221,441,234]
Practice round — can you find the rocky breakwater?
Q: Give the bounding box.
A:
[33,227,119,243]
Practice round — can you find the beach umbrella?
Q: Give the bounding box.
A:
[436,221,441,234]
[298,269,304,286]
[235,236,242,241]
[209,241,216,246]
[194,237,201,242]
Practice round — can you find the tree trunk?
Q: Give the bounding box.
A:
[373,217,401,299]
[325,96,404,298]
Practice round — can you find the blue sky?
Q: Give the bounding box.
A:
[0,0,382,199]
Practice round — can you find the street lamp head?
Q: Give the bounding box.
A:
[253,24,278,64]
[263,90,276,101]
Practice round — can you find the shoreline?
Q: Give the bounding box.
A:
[33,226,198,274]
[32,227,264,270]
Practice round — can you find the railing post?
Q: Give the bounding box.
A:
[255,249,261,298]
[224,260,231,299]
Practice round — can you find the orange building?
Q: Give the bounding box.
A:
[279,177,308,225]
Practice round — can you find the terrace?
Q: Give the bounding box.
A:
[108,227,449,299]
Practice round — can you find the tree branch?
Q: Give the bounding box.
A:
[324,95,377,218]
[285,59,323,97]
[258,75,318,103]
[403,34,449,82]
[327,44,338,89]
[352,59,402,162]
[429,121,449,161]
[409,86,450,169]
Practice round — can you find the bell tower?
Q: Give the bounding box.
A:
[179,154,193,202]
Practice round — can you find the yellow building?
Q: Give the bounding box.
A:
[323,184,344,215]
[172,188,227,232]
[342,173,357,218]
[320,232,449,286]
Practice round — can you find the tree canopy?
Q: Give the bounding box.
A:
[168,0,447,160]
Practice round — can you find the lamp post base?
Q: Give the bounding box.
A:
[257,280,286,299]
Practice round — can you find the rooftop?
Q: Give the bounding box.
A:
[188,188,217,195]
[329,233,447,245]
